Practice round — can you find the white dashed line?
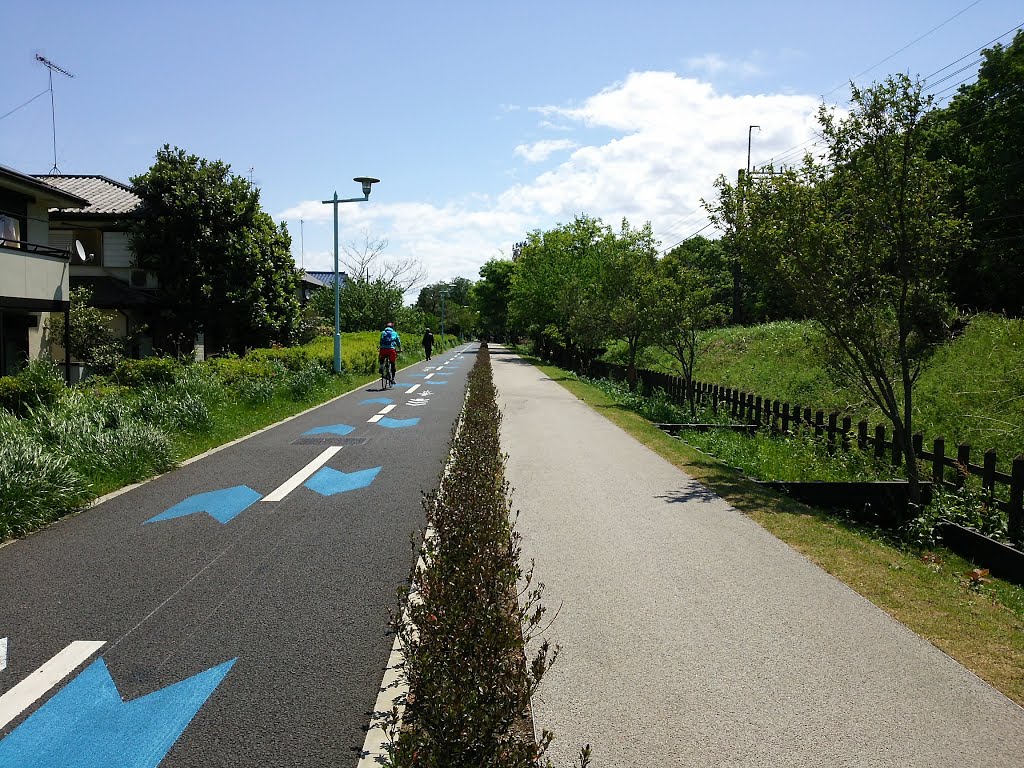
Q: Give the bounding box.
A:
[0,640,106,730]
[367,414,383,423]
[424,373,434,380]
[406,384,420,394]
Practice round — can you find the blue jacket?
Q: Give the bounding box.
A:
[379,328,401,349]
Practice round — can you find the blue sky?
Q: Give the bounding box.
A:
[2,1,1020,296]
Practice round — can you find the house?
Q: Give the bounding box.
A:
[299,271,329,304]
[304,270,348,294]
[0,164,88,379]
[32,174,157,358]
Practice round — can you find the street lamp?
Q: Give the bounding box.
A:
[439,288,447,349]
[322,176,380,373]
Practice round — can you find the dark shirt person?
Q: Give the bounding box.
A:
[422,329,434,360]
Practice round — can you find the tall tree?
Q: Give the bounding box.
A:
[602,219,661,388]
[743,75,967,506]
[928,30,1024,315]
[472,259,516,340]
[509,215,614,367]
[655,242,731,416]
[130,145,300,353]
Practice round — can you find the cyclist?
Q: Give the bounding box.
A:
[379,322,402,383]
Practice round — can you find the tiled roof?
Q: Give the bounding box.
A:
[33,175,141,216]
[0,163,89,207]
[306,271,348,286]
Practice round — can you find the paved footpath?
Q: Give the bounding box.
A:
[492,346,1024,768]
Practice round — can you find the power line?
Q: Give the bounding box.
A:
[821,0,984,99]
[0,89,50,123]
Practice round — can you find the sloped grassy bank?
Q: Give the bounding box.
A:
[391,344,584,768]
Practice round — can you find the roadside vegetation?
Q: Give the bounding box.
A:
[0,331,445,542]
[388,344,585,768]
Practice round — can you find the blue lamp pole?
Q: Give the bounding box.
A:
[322,177,379,373]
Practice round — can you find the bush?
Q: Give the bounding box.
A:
[248,346,331,372]
[0,416,91,539]
[206,356,284,386]
[234,376,276,405]
[284,363,330,401]
[392,344,562,767]
[113,357,182,387]
[0,360,67,417]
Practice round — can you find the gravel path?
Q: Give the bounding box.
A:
[492,346,1024,768]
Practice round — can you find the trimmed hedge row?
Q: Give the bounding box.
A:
[391,344,569,767]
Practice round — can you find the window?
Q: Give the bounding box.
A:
[0,190,28,249]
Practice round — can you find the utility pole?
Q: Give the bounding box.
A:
[440,288,447,349]
[300,219,304,269]
[733,125,762,324]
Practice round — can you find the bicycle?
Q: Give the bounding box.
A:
[380,357,396,390]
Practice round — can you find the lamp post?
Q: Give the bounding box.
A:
[440,288,447,350]
[322,176,379,373]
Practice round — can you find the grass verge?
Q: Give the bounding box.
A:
[518,352,1024,706]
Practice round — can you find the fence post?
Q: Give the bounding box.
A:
[772,400,781,432]
[782,403,791,434]
[983,448,997,500]
[841,416,852,452]
[755,396,763,426]
[712,385,719,415]
[874,424,886,460]
[858,420,868,450]
[803,407,813,433]
[955,444,971,488]
[1009,455,1024,546]
[932,437,945,485]
[814,410,825,439]
[827,412,838,454]
[891,428,902,467]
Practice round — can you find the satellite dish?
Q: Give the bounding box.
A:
[74,240,88,262]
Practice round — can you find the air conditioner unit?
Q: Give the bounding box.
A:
[130,270,147,287]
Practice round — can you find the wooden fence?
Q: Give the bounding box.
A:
[586,359,1024,545]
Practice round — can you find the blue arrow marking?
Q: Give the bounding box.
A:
[303,423,355,436]
[144,486,261,525]
[377,417,420,429]
[0,657,236,768]
[404,373,427,378]
[423,379,447,385]
[432,372,453,376]
[360,397,393,405]
[305,466,381,496]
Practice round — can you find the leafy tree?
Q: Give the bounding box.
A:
[928,30,1024,315]
[742,75,967,506]
[130,145,300,354]
[45,287,128,374]
[509,215,614,368]
[602,219,661,388]
[472,259,516,340]
[416,277,473,316]
[309,278,404,333]
[655,242,731,416]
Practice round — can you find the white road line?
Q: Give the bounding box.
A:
[0,640,106,730]
[0,637,6,672]
[262,447,341,502]
[424,373,434,379]
[379,404,396,414]
[367,414,383,423]
[406,384,420,394]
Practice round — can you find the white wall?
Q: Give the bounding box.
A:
[0,247,69,303]
[103,232,132,268]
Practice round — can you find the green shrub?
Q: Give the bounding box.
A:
[0,376,28,416]
[0,418,91,539]
[284,363,330,401]
[113,357,182,387]
[206,356,284,386]
[234,376,276,405]
[248,346,331,372]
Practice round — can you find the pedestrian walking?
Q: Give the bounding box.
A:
[422,328,435,360]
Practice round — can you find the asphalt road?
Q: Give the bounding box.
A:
[492,346,1024,768]
[0,345,475,768]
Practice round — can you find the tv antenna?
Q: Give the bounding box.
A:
[35,54,74,174]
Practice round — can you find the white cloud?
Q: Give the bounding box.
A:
[513,139,580,163]
[687,52,764,79]
[279,70,822,291]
